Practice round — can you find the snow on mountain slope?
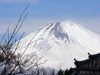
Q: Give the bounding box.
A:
[15,21,100,69]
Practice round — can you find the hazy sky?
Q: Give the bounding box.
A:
[0,0,100,39]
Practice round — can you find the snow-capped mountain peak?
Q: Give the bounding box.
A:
[15,21,100,69]
[36,21,77,41]
[45,22,69,40]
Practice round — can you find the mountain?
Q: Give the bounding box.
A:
[15,21,100,70]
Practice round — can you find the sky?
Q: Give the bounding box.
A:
[0,0,100,40]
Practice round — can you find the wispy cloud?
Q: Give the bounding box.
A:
[1,0,39,3]
[0,18,55,34]
[0,17,100,36]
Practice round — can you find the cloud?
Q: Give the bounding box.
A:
[0,17,100,37]
[0,18,55,35]
[1,0,39,3]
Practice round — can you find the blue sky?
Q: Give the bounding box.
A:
[0,0,100,40]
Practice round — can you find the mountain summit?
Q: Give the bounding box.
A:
[16,21,100,69]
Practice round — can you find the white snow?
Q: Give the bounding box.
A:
[14,21,100,70]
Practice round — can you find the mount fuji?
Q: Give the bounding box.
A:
[15,21,100,69]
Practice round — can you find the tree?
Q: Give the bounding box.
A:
[58,69,64,75]
[0,5,45,75]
